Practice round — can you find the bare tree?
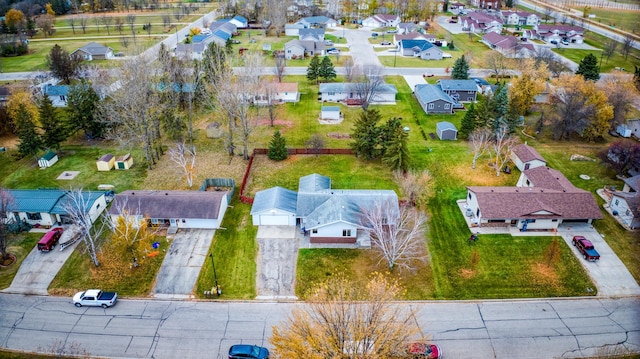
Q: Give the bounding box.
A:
[603,39,618,64]
[492,124,518,176]
[115,17,124,34]
[544,6,553,22]
[533,46,568,77]
[78,15,89,34]
[162,14,172,29]
[343,57,358,82]
[270,274,422,357]
[36,14,55,38]
[274,55,286,82]
[126,14,137,39]
[482,51,511,84]
[263,0,287,36]
[305,133,325,158]
[232,52,264,159]
[599,75,638,129]
[469,128,492,169]
[621,34,636,60]
[102,15,113,35]
[352,65,386,110]
[261,80,280,127]
[67,17,76,34]
[61,188,109,267]
[0,188,15,262]
[361,199,428,271]
[393,169,432,208]
[120,36,130,49]
[168,142,197,187]
[93,16,101,34]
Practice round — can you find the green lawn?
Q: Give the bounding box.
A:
[552,47,639,72]
[0,233,41,289]
[573,7,640,33]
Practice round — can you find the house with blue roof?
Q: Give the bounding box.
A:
[414,84,456,114]
[250,174,399,246]
[176,43,207,60]
[4,189,107,227]
[319,83,397,104]
[437,79,479,102]
[296,16,338,29]
[42,84,70,107]
[191,33,212,43]
[230,15,248,28]
[399,39,443,60]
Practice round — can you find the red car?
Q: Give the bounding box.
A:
[408,342,442,358]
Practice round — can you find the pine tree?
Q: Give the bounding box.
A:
[459,103,477,139]
[15,104,43,160]
[451,55,470,80]
[268,130,288,161]
[46,44,80,84]
[318,56,336,82]
[383,124,411,172]
[306,55,321,83]
[39,96,67,151]
[67,80,103,139]
[575,53,600,81]
[350,109,383,160]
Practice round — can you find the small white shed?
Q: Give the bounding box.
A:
[436,121,458,140]
[38,150,58,168]
[617,124,631,138]
[321,106,341,120]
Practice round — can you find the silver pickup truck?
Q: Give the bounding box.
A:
[73,289,118,308]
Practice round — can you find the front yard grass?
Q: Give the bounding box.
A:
[551,47,639,73]
[0,233,41,289]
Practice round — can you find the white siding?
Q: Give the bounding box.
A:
[252,208,296,226]
[309,221,358,238]
[610,195,639,229]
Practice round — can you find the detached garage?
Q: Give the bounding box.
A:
[251,187,298,226]
[436,121,458,140]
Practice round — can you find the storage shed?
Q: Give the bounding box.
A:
[115,153,134,170]
[321,106,341,120]
[38,150,58,168]
[436,121,458,140]
[96,154,115,171]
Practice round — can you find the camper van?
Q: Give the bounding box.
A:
[37,228,63,252]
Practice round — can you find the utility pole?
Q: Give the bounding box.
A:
[209,253,222,296]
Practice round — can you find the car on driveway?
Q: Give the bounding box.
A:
[37,227,63,252]
[408,342,442,358]
[381,41,392,45]
[228,344,269,358]
[327,49,340,54]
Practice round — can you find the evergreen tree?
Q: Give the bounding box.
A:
[268,130,288,161]
[46,44,80,84]
[39,96,67,151]
[575,53,601,81]
[307,56,321,83]
[490,85,509,133]
[15,104,43,160]
[459,103,477,139]
[451,55,470,79]
[350,109,383,160]
[318,56,337,82]
[67,80,104,139]
[383,124,411,172]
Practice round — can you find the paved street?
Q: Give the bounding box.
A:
[0,294,638,358]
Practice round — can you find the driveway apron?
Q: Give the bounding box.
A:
[2,236,80,295]
[153,229,215,298]
[255,226,298,300]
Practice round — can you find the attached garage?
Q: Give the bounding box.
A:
[251,187,298,226]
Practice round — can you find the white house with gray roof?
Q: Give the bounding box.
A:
[319,83,397,104]
[299,28,325,41]
[250,174,399,245]
[70,42,114,61]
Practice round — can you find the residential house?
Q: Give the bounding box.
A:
[285,23,305,36]
[469,0,500,9]
[42,84,69,107]
[298,28,325,42]
[510,143,547,172]
[396,22,420,34]
[461,11,503,33]
[399,39,443,60]
[284,39,325,59]
[175,42,207,60]
[254,82,300,104]
[109,190,230,230]
[532,24,584,43]
[229,15,248,28]
[482,32,535,57]
[414,84,456,114]
[436,121,458,140]
[437,79,478,102]
[449,2,466,13]
[250,174,399,245]
[627,119,640,138]
[471,77,493,95]
[70,42,115,61]
[297,16,338,28]
[362,14,401,28]
[207,20,237,46]
[500,11,540,26]
[393,32,429,45]
[3,189,107,227]
[608,175,640,229]
[319,83,397,104]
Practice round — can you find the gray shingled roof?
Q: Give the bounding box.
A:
[77,42,112,55]
[319,83,398,94]
[304,190,399,228]
[436,121,457,132]
[251,187,298,214]
[622,175,640,192]
[415,84,455,104]
[299,173,331,192]
[512,144,546,163]
[437,79,478,92]
[108,190,227,219]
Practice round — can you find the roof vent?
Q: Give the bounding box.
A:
[165,193,168,195]
[131,192,135,195]
[490,189,494,192]
[515,189,519,192]
[540,189,543,192]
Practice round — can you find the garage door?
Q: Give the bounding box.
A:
[261,215,289,226]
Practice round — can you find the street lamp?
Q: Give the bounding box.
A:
[209,253,222,296]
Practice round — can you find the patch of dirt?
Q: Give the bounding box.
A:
[256,119,294,127]
[327,132,351,139]
[0,254,16,267]
[0,136,19,149]
[459,268,476,279]
[531,262,560,288]
[448,161,514,187]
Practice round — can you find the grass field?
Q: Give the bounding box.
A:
[572,7,640,33]
[552,47,639,72]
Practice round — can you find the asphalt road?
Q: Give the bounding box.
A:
[0,294,638,358]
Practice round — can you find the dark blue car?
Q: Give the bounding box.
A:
[228,344,269,359]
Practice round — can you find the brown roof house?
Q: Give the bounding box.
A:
[108,190,230,231]
[465,145,602,231]
[510,143,547,171]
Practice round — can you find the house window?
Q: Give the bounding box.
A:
[488,219,505,223]
[96,204,100,209]
[468,193,472,200]
[343,229,351,236]
[444,103,450,109]
[626,209,630,215]
[27,212,41,220]
[328,92,335,96]
[60,96,66,101]
[468,91,474,94]
[529,219,536,223]
[428,103,434,109]
[614,199,619,205]
[182,219,186,223]
[312,229,318,234]
[151,219,159,224]
[552,219,558,222]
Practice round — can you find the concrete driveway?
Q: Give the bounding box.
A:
[255,226,298,300]
[2,232,80,295]
[341,27,383,67]
[152,229,215,299]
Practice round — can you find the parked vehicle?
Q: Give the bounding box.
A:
[573,236,600,261]
[228,344,269,358]
[73,289,118,308]
[408,342,442,358]
[550,40,558,45]
[381,41,392,45]
[561,40,569,45]
[324,40,333,45]
[327,49,340,54]
[371,32,379,37]
[37,227,63,252]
